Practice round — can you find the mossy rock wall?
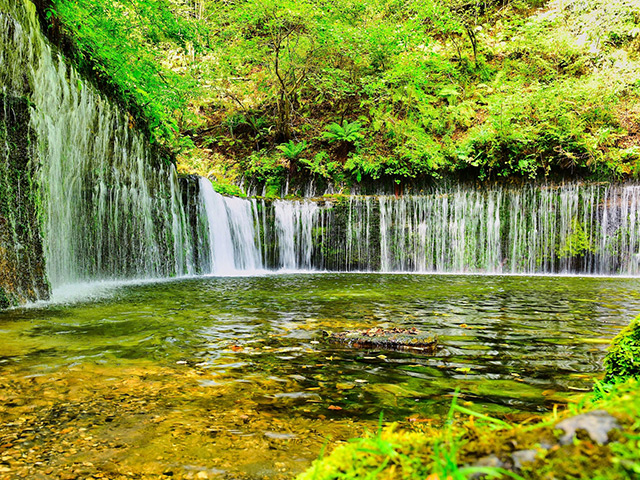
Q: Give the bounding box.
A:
[0,94,50,307]
[179,174,210,275]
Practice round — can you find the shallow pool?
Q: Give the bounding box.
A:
[0,273,638,478]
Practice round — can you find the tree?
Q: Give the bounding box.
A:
[242,1,325,142]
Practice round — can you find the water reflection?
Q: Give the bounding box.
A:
[2,274,638,415]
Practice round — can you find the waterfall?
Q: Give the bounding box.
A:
[4,1,640,302]
[273,200,318,270]
[242,184,640,275]
[1,0,196,290]
[198,178,262,275]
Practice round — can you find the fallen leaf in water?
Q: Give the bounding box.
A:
[460,324,469,328]
[230,345,243,352]
[582,338,611,345]
[328,405,342,410]
[336,383,355,390]
[407,416,431,423]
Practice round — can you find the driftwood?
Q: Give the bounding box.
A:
[323,327,437,353]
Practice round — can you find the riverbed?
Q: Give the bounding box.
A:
[0,273,638,478]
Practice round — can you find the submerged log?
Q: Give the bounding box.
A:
[323,327,437,353]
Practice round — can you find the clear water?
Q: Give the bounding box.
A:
[0,274,638,477]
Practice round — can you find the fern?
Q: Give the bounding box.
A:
[276,140,308,160]
[322,121,364,145]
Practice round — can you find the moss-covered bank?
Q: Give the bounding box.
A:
[298,317,640,480]
[604,316,640,387]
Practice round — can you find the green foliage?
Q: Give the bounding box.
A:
[211,181,246,198]
[241,151,287,184]
[299,151,342,180]
[277,140,308,160]
[604,316,640,385]
[322,121,365,146]
[52,0,204,147]
[344,152,384,183]
[0,287,11,310]
[51,0,640,187]
[608,440,640,477]
[557,218,595,259]
[239,151,286,197]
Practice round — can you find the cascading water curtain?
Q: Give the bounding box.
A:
[252,184,640,275]
[1,0,196,288]
[198,177,262,275]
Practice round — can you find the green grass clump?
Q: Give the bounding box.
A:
[299,380,640,480]
[300,400,521,480]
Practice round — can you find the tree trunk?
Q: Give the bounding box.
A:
[276,91,291,143]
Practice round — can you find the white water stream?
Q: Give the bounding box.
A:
[198,177,262,275]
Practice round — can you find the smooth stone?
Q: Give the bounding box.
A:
[511,449,538,470]
[264,431,297,440]
[555,409,620,445]
[469,455,506,479]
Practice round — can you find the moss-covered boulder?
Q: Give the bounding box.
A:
[604,315,640,384]
[323,327,437,353]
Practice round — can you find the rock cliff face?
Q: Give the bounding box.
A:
[0,94,49,307]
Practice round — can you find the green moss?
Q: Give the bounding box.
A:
[604,315,640,385]
[0,94,50,305]
[0,287,11,309]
